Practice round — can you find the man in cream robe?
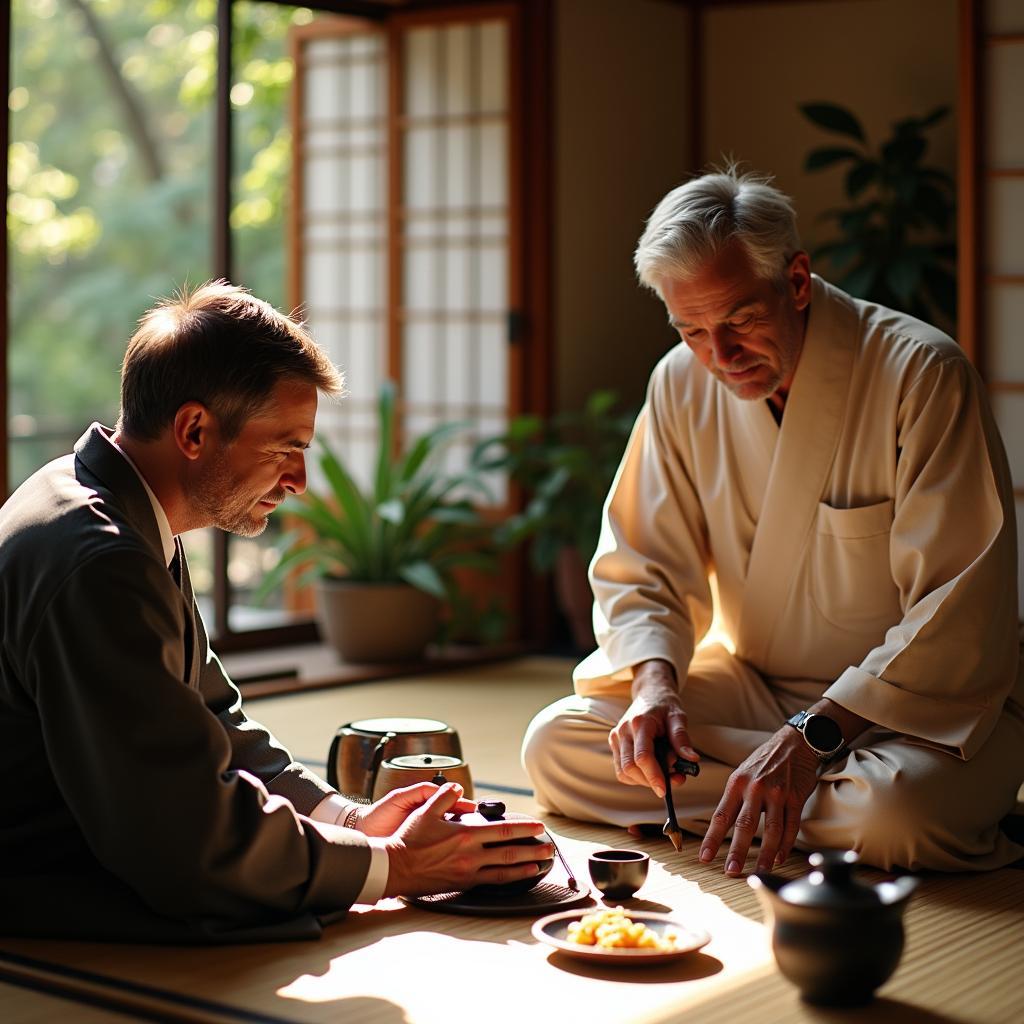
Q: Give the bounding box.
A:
[523,171,1024,874]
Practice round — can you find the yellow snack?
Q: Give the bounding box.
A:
[566,907,680,951]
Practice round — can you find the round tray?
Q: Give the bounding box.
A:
[405,881,593,917]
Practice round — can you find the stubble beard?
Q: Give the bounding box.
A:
[187,449,283,538]
[713,361,784,402]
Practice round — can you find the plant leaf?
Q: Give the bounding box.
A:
[845,161,877,198]
[812,239,863,271]
[800,102,866,142]
[804,146,861,172]
[399,560,448,599]
[918,105,950,128]
[376,498,405,524]
[881,135,927,167]
[922,263,958,321]
[316,441,374,564]
[916,183,952,231]
[885,255,923,303]
[374,379,396,503]
[839,263,878,298]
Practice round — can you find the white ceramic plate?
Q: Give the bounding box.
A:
[532,909,710,966]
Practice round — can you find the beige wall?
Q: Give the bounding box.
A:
[552,0,958,414]
[553,0,692,413]
[703,0,958,267]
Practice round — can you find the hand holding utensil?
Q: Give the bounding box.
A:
[654,736,700,851]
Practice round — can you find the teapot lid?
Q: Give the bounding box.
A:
[349,717,449,735]
[778,850,884,910]
[384,754,465,769]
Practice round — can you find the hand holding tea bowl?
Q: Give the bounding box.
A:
[588,849,650,900]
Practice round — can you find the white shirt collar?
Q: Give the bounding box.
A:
[110,439,177,568]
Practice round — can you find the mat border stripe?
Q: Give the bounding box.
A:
[0,949,304,1024]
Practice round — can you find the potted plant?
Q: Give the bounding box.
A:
[799,101,956,326]
[472,390,636,652]
[259,381,494,663]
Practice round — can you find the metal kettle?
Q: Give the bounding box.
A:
[327,717,463,800]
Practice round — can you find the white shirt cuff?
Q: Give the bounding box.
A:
[309,794,354,827]
[308,795,390,904]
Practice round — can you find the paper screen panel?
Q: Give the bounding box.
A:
[1017,500,1024,602]
[398,19,511,506]
[986,283,1024,382]
[986,41,1024,169]
[987,0,1024,33]
[299,28,387,493]
[992,393,1024,488]
[986,178,1024,275]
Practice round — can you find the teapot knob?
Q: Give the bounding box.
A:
[431,771,447,786]
[477,800,506,821]
[809,849,859,883]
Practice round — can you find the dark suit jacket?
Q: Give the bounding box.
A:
[0,425,370,942]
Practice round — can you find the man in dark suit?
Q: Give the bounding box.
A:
[0,281,549,942]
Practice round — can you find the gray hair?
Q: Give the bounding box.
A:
[634,168,801,293]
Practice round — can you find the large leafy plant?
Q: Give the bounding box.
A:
[259,381,494,603]
[800,101,956,324]
[472,390,636,572]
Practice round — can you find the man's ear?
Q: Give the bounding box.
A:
[172,402,215,461]
[787,251,812,311]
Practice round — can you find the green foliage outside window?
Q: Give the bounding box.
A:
[9,0,313,486]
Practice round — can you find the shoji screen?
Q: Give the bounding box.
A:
[291,10,518,502]
[973,0,1024,601]
[291,22,389,490]
[398,17,513,501]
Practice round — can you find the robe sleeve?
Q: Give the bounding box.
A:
[824,355,1022,759]
[24,547,372,924]
[575,354,714,696]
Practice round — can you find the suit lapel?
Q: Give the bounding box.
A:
[735,277,860,669]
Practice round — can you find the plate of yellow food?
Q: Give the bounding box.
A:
[532,906,710,965]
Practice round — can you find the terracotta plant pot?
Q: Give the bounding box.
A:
[316,579,441,663]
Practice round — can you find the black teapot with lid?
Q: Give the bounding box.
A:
[748,849,918,1006]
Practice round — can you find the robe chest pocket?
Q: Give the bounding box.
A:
[809,499,901,635]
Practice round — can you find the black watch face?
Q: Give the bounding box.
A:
[804,714,843,754]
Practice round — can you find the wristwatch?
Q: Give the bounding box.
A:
[786,710,846,764]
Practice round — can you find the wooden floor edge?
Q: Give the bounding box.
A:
[0,953,302,1024]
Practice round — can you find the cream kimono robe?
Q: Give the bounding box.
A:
[523,276,1024,871]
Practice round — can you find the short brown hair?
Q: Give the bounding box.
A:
[118,280,344,442]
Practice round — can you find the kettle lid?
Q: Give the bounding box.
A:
[778,850,885,910]
[384,753,465,769]
[349,717,449,735]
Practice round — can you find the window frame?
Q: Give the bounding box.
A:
[0,0,552,653]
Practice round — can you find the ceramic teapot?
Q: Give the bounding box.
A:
[448,800,555,895]
[748,849,918,1006]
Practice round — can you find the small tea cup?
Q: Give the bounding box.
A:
[588,849,650,899]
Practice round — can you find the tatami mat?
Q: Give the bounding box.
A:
[3,657,1024,1023]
